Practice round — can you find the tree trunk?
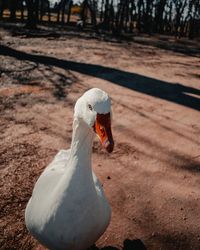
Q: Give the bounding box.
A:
[20,0,24,21]
[61,0,67,24]
[0,0,6,19]
[35,0,39,23]
[25,0,37,29]
[10,0,18,21]
[67,0,72,23]
[154,0,167,33]
[57,2,61,23]
[100,0,104,22]
[129,0,135,32]
[137,0,143,32]
[47,1,51,23]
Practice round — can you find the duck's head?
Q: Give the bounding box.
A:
[74,88,114,153]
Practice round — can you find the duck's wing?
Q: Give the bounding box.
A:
[92,172,105,197]
[54,149,71,161]
[45,149,71,172]
[29,149,71,202]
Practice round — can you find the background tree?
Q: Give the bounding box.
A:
[0,0,199,38]
[25,0,38,28]
[154,0,167,33]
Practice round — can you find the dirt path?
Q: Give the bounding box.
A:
[0,28,200,250]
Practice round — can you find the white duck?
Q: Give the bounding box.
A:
[25,88,114,250]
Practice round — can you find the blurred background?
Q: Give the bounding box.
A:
[0,0,199,38]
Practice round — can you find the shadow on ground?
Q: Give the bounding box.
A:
[1,21,200,56]
[0,20,129,43]
[132,36,200,57]
[90,239,147,250]
[0,45,199,111]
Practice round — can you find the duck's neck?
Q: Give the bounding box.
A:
[69,118,94,168]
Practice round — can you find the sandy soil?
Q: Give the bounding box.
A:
[0,26,200,250]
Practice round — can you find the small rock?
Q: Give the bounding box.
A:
[107,176,111,180]
[40,126,48,131]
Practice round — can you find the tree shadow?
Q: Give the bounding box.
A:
[0,44,199,111]
[117,122,200,173]
[89,239,147,250]
[0,54,76,101]
[0,20,127,43]
[123,239,147,250]
[1,21,200,56]
[154,232,193,250]
[132,36,200,57]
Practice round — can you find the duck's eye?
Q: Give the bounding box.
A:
[88,104,93,111]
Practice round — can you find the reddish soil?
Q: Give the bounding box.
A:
[0,26,200,250]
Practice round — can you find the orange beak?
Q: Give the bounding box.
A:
[94,113,114,153]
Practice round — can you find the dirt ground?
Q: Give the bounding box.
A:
[0,25,200,250]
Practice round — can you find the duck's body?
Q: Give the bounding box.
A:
[25,88,114,250]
